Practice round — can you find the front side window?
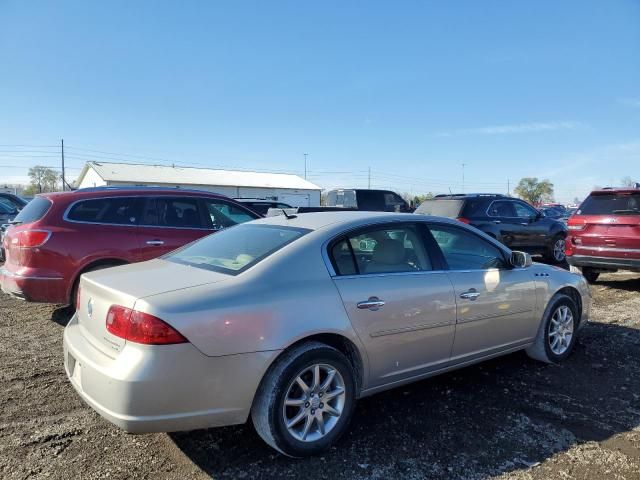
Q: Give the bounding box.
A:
[142,197,204,228]
[166,224,309,274]
[204,200,257,229]
[428,224,507,270]
[330,224,431,275]
[67,197,140,225]
[513,201,537,218]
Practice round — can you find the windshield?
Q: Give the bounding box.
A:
[12,197,52,224]
[165,224,310,275]
[578,193,640,215]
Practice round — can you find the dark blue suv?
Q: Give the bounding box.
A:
[415,194,568,263]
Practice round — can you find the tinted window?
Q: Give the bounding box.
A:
[330,224,431,275]
[0,196,21,212]
[204,200,256,229]
[513,202,537,218]
[68,197,141,224]
[416,199,464,217]
[166,224,309,275]
[384,192,406,212]
[356,191,385,210]
[578,193,640,215]
[142,197,203,228]
[429,224,506,270]
[487,200,516,217]
[12,197,52,224]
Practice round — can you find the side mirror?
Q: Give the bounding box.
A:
[511,251,533,268]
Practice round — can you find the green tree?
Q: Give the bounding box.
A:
[514,177,554,205]
[25,165,60,195]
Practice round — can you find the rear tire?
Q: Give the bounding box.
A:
[581,267,600,284]
[526,294,579,363]
[545,235,566,264]
[251,342,357,457]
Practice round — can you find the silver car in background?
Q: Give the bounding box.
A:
[64,212,591,457]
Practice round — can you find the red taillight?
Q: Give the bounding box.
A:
[456,217,471,224]
[14,230,51,248]
[106,305,188,345]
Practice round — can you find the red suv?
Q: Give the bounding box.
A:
[0,187,259,305]
[566,187,640,283]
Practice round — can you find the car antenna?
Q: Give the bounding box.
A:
[282,208,297,219]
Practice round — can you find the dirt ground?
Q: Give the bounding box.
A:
[1,270,639,479]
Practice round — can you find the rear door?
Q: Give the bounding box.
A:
[138,196,211,259]
[512,200,550,248]
[426,223,538,362]
[329,222,457,388]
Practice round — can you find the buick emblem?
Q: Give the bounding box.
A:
[87,298,93,318]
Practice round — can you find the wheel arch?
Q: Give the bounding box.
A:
[67,257,130,303]
[554,286,583,324]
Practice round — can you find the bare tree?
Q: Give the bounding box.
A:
[621,176,637,187]
[25,166,60,195]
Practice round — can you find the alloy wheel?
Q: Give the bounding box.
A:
[282,364,346,442]
[548,305,574,355]
[553,238,566,262]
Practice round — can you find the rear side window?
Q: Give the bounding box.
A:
[12,197,52,224]
[142,197,204,228]
[578,193,640,215]
[330,224,432,275]
[204,199,257,229]
[67,198,141,225]
[487,200,516,217]
[415,199,464,217]
[166,224,309,274]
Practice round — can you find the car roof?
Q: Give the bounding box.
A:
[250,210,462,231]
[590,187,640,195]
[39,186,230,202]
[432,193,507,199]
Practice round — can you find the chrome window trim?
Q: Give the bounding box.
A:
[62,195,250,231]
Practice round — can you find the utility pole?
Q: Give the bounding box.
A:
[368,167,371,189]
[303,153,308,180]
[461,163,467,193]
[61,138,66,191]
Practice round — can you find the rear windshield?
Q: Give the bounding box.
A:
[165,224,310,275]
[415,199,464,217]
[12,197,52,224]
[578,193,640,215]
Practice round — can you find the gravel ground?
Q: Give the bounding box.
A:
[1,270,639,479]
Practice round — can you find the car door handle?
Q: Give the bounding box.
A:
[459,289,480,300]
[357,297,386,310]
[492,220,501,224]
[145,240,165,246]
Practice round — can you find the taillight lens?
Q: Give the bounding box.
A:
[456,217,471,224]
[106,305,187,345]
[13,230,51,248]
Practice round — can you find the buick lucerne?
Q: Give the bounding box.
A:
[64,211,590,457]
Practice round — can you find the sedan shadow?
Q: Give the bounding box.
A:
[169,321,640,479]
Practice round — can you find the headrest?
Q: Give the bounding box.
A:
[372,239,405,265]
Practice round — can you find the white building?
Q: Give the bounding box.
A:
[75,161,322,207]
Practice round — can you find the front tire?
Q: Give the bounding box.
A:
[251,342,357,457]
[526,294,578,363]
[581,267,600,284]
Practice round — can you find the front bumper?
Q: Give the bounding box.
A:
[63,314,279,433]
[567,254,640,272]
[0,266,66,303]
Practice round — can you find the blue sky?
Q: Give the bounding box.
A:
[1,0,638,202]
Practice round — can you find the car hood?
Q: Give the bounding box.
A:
[82,258,231,301]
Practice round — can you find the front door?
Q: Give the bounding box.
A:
[329,223,457,388]
[426,223,538,363]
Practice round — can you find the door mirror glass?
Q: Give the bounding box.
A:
[510,251,532,268]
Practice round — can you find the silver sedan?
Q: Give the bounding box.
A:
[64,212,591,457]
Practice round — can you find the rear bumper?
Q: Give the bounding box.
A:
[63,314,279,433]
[567,254,640,272]
[0,266,67,303]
